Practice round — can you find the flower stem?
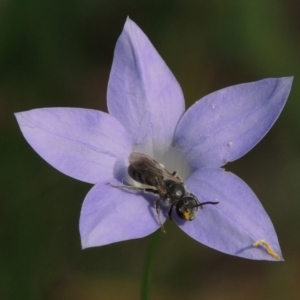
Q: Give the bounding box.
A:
[140,229,160,300]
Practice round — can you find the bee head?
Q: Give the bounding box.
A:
[175,196,198,221]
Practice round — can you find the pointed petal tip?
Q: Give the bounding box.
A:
[108,16,185,148]
[278,75,293,89]
[282,75,294,82]
[14,112,20,122]
[80,242,88,250]
[81,239,92,250]
[269,76,293,98]
[14,110,26,122]
[124,16,137,31]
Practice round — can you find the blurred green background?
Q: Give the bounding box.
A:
[1,0,300,299]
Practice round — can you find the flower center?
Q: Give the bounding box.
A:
[130,144,192,182]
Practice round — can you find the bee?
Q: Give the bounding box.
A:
[107,152,219,233]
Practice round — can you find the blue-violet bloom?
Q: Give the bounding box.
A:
[15,18,293,260]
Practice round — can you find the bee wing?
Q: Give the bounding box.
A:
[129,152,182,183]
[129,152,165,178]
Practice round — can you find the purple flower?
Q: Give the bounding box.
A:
[15,18,293,261]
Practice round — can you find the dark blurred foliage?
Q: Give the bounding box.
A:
[1,0,300,299]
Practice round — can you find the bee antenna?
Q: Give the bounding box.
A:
[193,201,219,209]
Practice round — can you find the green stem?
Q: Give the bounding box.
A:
[140,230,160,300]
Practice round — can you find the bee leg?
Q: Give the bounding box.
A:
[168,204,174,221]
[171,171,182,181]
[106,182,157,194]
[144,188,159,194]
[107,182,143,191]
[155,200,166,234]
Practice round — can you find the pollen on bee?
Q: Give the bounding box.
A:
[182,210,194,221]
[253,239,280,259]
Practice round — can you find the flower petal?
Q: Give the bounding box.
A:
[15,108,133,184]
[175,77,293,169]
[175,168,282,260]
[107,18,185,156]
[80,179,164,248]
